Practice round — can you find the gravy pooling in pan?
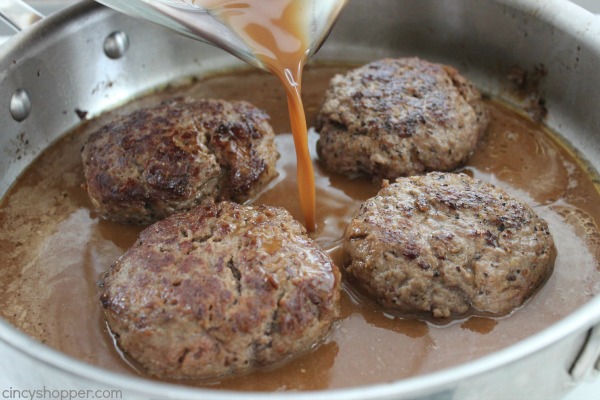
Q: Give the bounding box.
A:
[0,65,599,390]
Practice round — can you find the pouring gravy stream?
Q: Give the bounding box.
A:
[195,0,347,231]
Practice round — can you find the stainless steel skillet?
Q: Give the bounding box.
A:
[1,1,600,399]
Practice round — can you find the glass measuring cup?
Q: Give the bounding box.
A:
[94,0,347,70]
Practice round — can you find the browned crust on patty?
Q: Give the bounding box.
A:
[101,201,340,379]
[343,172,556,319]
[316,58,489,179]
[82,97,279,225]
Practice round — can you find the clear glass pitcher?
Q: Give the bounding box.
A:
[94,0,347,70]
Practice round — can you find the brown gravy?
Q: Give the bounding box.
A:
[197,0,347,231]
[1,65,600,391]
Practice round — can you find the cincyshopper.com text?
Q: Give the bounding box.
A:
[1,387,122,400]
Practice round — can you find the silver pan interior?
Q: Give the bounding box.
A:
[1,1,600,399]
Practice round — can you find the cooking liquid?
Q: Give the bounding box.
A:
[193,0,346,231]
[1,66,600,390]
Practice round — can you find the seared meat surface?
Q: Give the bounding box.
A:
[343,172,556,319]
[82,97,279,225]
[101,201,340,380]
[317,58,488,179]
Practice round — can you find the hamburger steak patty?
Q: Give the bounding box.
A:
[82,97,279,225]
[100,201,341,380]
[316,58,489,179]
[343,172,556,319]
